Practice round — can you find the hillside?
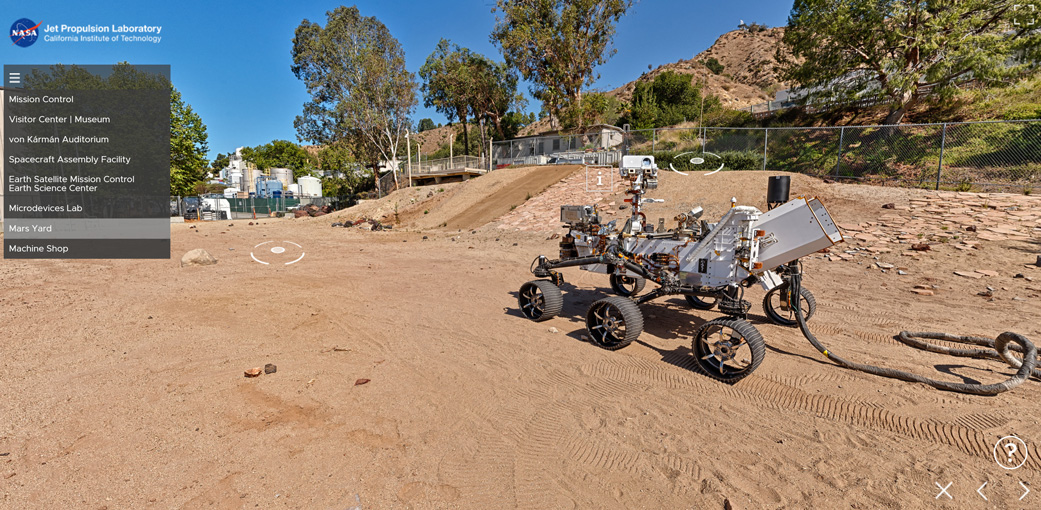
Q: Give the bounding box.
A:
[609,27,789,110]
[519,27,791,136]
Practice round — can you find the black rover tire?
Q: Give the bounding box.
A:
[585,296,644,351]
[610,273,646,297]
[684,294,718,310]
[518,280,563,322]
[692,318,766,384]
[762,284,816,326]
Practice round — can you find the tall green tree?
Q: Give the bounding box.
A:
[240,140,316,179]
[618,71,718,129]
[292,6,417,190]
[417,118,437,132]
[316,142,370,196]
[469,54,526,142]
[210,152,230,174]
[491,0,633,130]
[420,39,478,152]
[778,1,1041,125]
[170,88,210,196]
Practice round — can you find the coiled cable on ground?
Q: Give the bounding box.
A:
[789,269,1039,396]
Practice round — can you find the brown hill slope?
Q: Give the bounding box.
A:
[609,27,789,110]
[519,27,791,136]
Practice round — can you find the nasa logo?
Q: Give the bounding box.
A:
[10,18,41,48]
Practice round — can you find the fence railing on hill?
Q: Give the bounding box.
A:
[489,120,1041,192]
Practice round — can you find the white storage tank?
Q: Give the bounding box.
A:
[271,168,294,188]
[223,187,240,199]
[288,183,301,196]
[298,176,322,197]
[245,168,263,192]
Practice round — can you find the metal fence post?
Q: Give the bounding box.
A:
[935,123,947,191]
[652,129,656,154]
[834,126,845,178]
[763,128,769,170]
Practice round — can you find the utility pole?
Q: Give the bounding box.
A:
[405,129,412,188]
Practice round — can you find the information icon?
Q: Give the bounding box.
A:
[585,165,614,192]
[993,435,1029,470]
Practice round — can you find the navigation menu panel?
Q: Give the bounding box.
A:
[3,64,170,259]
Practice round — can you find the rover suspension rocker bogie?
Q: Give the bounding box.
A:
[517,155,844,383]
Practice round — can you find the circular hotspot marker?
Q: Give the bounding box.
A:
[250,241,305,265]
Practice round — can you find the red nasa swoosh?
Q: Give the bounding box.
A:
[11,21,42,45]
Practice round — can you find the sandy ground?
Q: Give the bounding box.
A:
[2,167,1041,509]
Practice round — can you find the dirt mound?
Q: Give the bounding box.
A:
[326,165,583,230]
[442,165,581,231]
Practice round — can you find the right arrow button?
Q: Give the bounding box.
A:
[1021,481,1031,501]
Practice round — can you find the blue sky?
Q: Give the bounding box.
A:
[3,1,793,159]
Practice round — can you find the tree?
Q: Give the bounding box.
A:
[170,88,210,195]
[778,1,1041,125]
[241,140,316,179]
[468,54,527,142]
[316,142,370,196]
[420,39,475,151]
[292,6,416,190]
[618,71,719,129]
[210,153,230,174]
[491,0,633,130]
[418,118,437,132]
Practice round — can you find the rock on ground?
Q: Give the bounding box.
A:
[180,249,217,268]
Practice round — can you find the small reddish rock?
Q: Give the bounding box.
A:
[911,289,934,296]
[244,367,262,377]
[911,243,931,251]
[354,378,370,386]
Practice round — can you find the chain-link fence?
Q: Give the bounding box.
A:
[491,120,1041,192]
[377,155,493,197]
[171,195,349,220]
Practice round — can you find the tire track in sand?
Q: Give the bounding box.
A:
[579,356,1041,472]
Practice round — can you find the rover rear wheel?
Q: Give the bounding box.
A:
[518,280,563,322]
[684,294,717,310]
[692,318,765,384]
[763,284,816,326]
[586,297,643,350]
[610,273,646,297]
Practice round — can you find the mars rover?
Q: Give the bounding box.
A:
[518,155,844,382]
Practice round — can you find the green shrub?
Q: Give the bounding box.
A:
[705,58,724,75]
[654,150,762,171]
[1001,103,1041,121]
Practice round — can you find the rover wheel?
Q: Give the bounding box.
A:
[684,294,718,310]
[610,273,646,297]
[586,297,643,351]
[692,318,765,384]
[518,280,563,322]
[763,284,816,326]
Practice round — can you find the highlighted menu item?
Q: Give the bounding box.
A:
[3,64,170,259]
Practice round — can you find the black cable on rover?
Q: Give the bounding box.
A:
[788,263,1040,396]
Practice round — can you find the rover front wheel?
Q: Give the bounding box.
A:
[586,297,643,350]
[692,318,765,384]
[518,280,563,322]
[763,284,816,326]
